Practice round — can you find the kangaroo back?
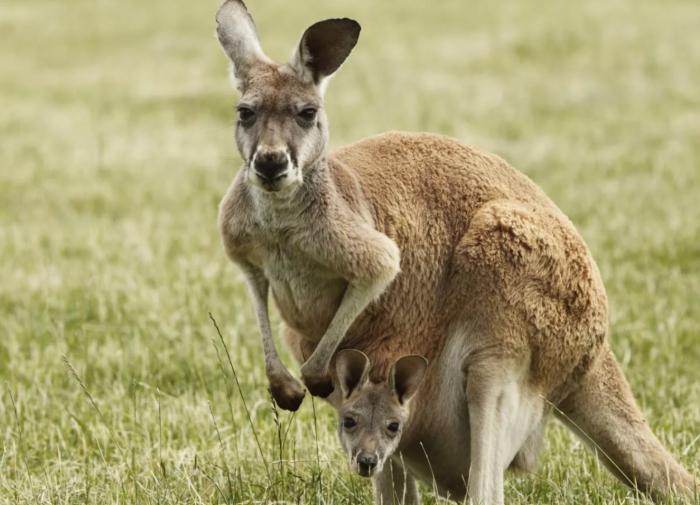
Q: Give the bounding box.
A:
[557,346,696,499]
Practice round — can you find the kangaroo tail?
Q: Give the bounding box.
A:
[556,345,697,500]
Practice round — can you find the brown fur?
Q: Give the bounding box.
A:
[215,1,696,503]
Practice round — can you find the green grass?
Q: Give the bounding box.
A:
[1,0,699,503]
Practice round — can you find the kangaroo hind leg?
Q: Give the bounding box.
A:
[464,354,545,505]
[509,417,547,473]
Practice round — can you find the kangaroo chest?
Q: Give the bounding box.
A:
[246,235,347,340]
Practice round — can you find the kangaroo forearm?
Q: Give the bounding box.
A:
[301,227,400,374]
[251,292,282,372]
[304,220,401,285]
[239,262,306,410]
[306,271,397,370]
[240,264,284,372]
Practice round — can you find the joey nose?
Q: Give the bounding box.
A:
[254,151,288,181]
[357,453,377,476]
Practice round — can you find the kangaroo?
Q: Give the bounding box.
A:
[214,1,696,503]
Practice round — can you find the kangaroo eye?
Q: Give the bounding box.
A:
[387,422,400,433]
[237,106,256,126]
[297,107,317,125]
[343,417,357,429]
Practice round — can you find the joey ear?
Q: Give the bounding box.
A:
[389,355,428,404]
[216,0,268,89]
[334,349,370,398]
[290,18,361,90]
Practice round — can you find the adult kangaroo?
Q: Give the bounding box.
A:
[214,1,696,502]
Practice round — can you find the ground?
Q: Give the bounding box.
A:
[0,0,698,503]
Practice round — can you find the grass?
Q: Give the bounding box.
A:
[0,0,698,503]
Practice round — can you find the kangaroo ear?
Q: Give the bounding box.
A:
[290,18,360,91]
[334,349,370,398]
[216,0,268,89]
[389,355,428,404]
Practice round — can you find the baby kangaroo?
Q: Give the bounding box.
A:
[214,1,696,502]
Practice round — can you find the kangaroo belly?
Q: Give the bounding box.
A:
[398,386,472,499]
[262,249,347,340]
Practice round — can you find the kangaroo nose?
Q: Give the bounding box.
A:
[254,151,288,181]
[357,453,377,475]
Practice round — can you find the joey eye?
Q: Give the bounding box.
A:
[343,417,357,429]
[387,422,400,434]
[237,106,256,126]
[297,107,317,125]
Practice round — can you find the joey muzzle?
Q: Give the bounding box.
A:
[356,451,378,477]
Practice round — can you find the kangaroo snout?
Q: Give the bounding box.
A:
[253,150,289,182]
[356,451,378,477]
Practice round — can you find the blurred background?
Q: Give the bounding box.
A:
[1,0,698,503]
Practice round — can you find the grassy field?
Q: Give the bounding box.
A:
[1,0,699,503]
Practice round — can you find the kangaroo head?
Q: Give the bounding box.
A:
[215,0,360,195]
[333,349,428,478]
